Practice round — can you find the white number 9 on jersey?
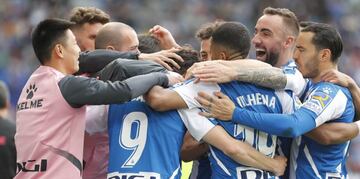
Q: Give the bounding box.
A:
[119,112,148,168]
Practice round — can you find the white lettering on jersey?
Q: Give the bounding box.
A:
[236,93,276,109]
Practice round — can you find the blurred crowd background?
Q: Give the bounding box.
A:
[0,0,359,176]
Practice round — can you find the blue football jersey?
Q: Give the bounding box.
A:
[107,100,186,179]
[173,81,295,179]
[289,83,354,179]
[279,60,308,179]
[231,82,355,179]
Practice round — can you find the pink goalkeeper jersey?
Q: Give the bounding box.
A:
[15,66,86,179]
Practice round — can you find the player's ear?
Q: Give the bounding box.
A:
[284,35,296,49]
[220,52,227,60]
[106,46,115,50]
[54,44,64,58]
[319,49,331,62]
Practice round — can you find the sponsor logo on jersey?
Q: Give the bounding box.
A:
[17,159,47,173]
[17,83,44,111]
[107,171,160,179]
[303,91,332,115]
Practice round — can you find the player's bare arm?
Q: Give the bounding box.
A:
[202,126,287,176]
[306,122,359,145]
[180,131,209,162]
[145,86,188,111]
[322,69,360,121]
[190,60,287,89]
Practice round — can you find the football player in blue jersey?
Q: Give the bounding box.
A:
[100,47,287,179]
[198,23,356,179]
[146,21,296,179]
[184,8,360,178]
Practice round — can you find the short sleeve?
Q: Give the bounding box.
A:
[301,84,348,127]
[283,64,308,97]
[172,80,221,109]
[177,108,216,141]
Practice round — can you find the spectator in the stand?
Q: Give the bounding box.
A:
[0,81,16,179]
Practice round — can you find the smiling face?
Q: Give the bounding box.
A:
[62,30,81,74]
[293,31,320,79]
[252,14,287,67]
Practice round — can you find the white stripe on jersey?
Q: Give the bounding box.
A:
[209,146,231,176]
[275,90,295,114]
[169,165,180,179]
[304,145,322,178]
[314,90,347,127]
[289,137,301,179]
[276,140,284,156]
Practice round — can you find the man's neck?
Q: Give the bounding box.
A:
[43,60,67,75]
[312,64,338,83]
[228,52,244,61]
[275,50,293,68]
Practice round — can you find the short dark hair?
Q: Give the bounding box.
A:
[302,23,343,63]
[70,7,110,26]
[299,21,317,29]
[0,81,9,109]
[195,21,224,40]
[263,7,299,36]
[32,18,74,64]
[168,46,199,75]
[138,34,162,53]
[211,21,251,58]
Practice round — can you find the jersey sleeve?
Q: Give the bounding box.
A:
[95,59,166,82]
[232,84,348,137]
[77,50,139,74]
[85,105,109,134]
[172,80,221,109]
[177,108,216,141]
[301,84,348,126]
[59,72,168,108]
[283,63,308,97]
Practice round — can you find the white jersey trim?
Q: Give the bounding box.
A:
[169,165,180,179]
[209,146,231,176]
[304,145,322,179]
[314,89,347,127]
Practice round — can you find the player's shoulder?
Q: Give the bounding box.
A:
[314,82,348,96]
[282,60,298,74]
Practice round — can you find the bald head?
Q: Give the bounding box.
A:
[95,22,139,52]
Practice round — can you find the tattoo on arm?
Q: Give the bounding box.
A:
[235,68,287,89]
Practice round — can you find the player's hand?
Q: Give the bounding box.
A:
[196,91,235,120]
[184,60,220,80]
[149,25,180,50]
[272,155,287,176]
[166,71,184,86]
[139,48,184,71]
[321,69,356,88]
[192,61,236,83]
